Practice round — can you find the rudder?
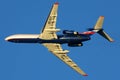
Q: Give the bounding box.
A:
[94,16,104,30]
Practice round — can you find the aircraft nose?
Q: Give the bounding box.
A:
[5,35,14,41]
[5,36,11,41]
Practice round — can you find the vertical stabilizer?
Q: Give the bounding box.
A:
[94,16,104,30]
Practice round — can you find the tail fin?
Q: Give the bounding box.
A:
[89,16,114,42]
[94,16,104,30]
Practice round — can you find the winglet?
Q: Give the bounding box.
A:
[83,74,88,76]
[54,2,59,5]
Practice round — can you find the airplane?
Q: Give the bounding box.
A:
[5,2,114,76]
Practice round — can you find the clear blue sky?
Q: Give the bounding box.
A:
[0,0,120,80]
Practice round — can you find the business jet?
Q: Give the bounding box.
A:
[5,2,114,76]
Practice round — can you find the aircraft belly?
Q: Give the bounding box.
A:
[40,39,68,44]
[40,38,89,44]
[8,38,40,43]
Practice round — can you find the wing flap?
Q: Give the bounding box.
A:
[43,43,63,51]
[44,29,60,32]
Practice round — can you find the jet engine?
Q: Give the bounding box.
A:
[68,43,83,47]
[63,30,79,35]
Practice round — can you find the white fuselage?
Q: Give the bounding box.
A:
[5,34,40,43]
[5,34,39,40]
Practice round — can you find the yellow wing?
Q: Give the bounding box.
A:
[43,43,88,76]
[40,2,87,76]
[39,3,60,39]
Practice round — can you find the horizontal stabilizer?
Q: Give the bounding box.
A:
[97,30,114,42]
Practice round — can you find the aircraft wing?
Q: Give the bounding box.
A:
[39,2,87,76]
[39,2,60,39]
[42,43,88,76]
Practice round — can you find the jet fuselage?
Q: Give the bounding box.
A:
[5,34,91,44]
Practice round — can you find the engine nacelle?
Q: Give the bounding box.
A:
[63,30,78,35]
[68,43,83,47]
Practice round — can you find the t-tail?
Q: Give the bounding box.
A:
[88,16,114,42]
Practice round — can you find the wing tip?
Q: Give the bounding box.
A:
[83,74,88,76]
[110,40,114,42]
[100,16,104,18]
[54,2,59,5]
